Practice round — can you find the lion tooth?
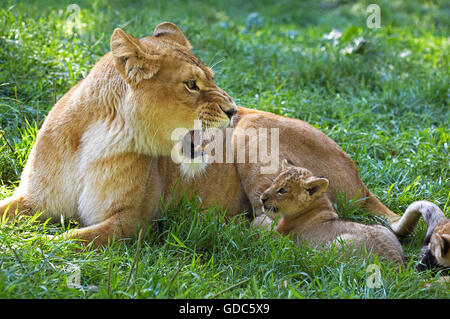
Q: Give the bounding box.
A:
[194,145,202,152]
[201,142,211,151]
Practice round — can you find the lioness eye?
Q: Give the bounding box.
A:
[185,79,200,91]
[277,188,286,195]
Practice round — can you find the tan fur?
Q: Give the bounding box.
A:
[430,221,450,267]
[253,160,404,265]
[0,23,400,247]
[0,23,236,246]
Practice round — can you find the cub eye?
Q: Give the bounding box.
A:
[185,79,200,92]
[277,188,286,195]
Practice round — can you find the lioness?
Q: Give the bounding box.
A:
[0,22,400,246]
[252,160,404,265]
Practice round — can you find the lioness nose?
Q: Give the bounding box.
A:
[261,197,268,204]
[219,104,237,119]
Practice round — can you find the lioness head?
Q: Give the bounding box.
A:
[109,22,237,161]
[260,159,329,216]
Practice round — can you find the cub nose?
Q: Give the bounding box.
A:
[219,104,237,119]
[261,196,268,204]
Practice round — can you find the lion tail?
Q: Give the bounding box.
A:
[390,200,445,238]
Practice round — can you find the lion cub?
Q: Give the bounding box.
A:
[252,160,404,265]
[391,201,450,272]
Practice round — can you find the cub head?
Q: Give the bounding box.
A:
[260,159,329,217]
[419,222,450,272]
[109,22,237,163]
[430,232,450,268]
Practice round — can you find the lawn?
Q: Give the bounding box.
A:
[0,0,448,298]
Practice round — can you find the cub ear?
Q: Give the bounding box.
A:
[436,234,450,256]
[153,22,192,50]
[304,176,329,197]
[110,28,161,87]
[281,159,294,171]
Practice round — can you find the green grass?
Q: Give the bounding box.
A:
[0,0,449,298]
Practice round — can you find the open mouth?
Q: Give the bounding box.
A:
[181,129,215,159]
[173,128,219,178]
[417,249,450,274]
[263,205,279,213]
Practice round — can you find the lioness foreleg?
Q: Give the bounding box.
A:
[0,195,43,222]
[54,209,147,247]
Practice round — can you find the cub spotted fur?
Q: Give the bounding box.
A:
[252,160,404,265]
[391,201,450,272]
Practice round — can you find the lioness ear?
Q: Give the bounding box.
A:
[304,176,329,197]
[110,28,161,87]
[153,22,192,50]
